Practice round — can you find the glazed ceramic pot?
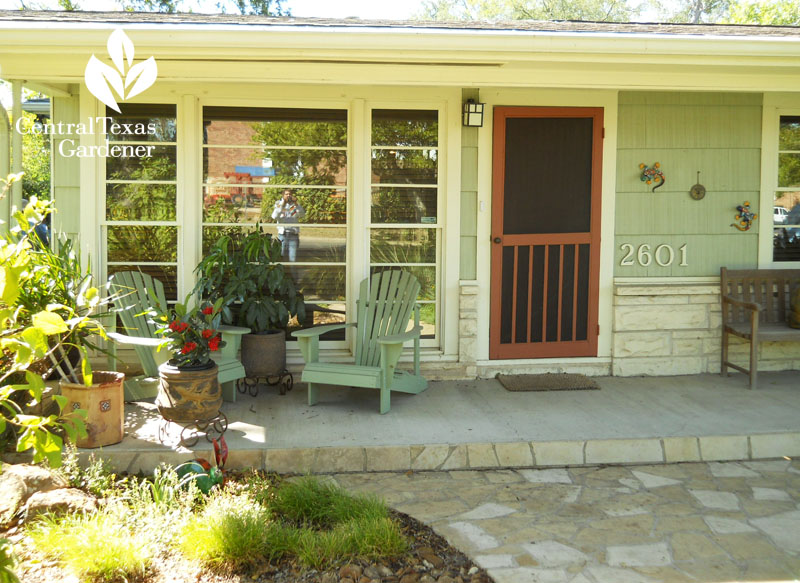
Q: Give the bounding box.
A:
[156,361,221,424]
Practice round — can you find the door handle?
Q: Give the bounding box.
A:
[493,237,502,244]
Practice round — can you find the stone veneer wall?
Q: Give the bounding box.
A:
[613,281,800,376]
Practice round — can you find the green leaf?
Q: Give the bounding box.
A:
[0,266,20,306]
[52,394,68,412]
[0,308,14,327]
[32,311,69,335]
[20,327,49,359]
[81,351,93,386]
[25,371,45,402]
[15,428,36,453]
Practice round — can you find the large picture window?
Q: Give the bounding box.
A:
[202,107,348,336]
[773,115,800,262]
[370,109,440,340]
[103,104,178,300]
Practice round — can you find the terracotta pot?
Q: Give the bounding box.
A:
[59,371,125,448]
[241,331,285,378]
[157,361,221,424]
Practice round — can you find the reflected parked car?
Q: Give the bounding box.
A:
[774,206,789,224]
[775,204,800,247]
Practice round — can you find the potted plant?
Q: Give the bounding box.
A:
[150,296,227,424]
[193,226,305,379]
[0,177,120,453]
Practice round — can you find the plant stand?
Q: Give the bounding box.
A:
[158,411,228,448]
[237,370,293,396]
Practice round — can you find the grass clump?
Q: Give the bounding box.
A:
[179,492,292,571]
[29,512,150,582]
[178,475,409,572]
[270,476,388,527]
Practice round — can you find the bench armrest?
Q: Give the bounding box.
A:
[721,295,763,312]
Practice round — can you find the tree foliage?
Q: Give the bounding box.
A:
[418,0,640,21]
[20,112,51,202]
[724,0,800,25]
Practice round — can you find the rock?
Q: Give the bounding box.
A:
[0,464,68,527]
[378,566,394,578]
[340,565,363,580]
[467,568,479,576]
[437,577,456,583]
[420,576,437,583]
[364,566,381,580]
[400,574,420,583]
[418,547,445,570]
[320,573,337,583]
[24,488,97,521]
[341,578,354,583]
[358,577,372,583]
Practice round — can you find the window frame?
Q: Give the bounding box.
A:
[759,96,800,268]
[198,98,353,350]
[367,104,445,347]
[99,102,181,306]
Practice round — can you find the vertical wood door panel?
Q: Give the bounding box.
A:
[490,107,603,360]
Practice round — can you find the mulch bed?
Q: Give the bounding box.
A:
[6,479,494,583]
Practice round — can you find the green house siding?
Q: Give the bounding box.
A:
[459,88,479,280]
[615,91,762,277]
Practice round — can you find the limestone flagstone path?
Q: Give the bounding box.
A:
[333,460,800,583]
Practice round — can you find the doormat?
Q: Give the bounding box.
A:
[496,373,600,392]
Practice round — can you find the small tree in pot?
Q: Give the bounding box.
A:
[193,226,305,379]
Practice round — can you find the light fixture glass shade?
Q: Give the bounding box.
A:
[462,100,485,127]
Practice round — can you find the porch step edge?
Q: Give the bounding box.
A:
[55,431,800,475]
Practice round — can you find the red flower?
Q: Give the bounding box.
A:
[202,329,215,339]
[202,306,214,315]
[181,342,198,354]
[175,322,188,333]
[168,320,179,331]
[208,336,221,352]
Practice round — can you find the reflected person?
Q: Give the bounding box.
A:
[271,190,305,262]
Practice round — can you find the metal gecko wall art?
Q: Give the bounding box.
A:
[639,163,665,191]
[732,201,757,231]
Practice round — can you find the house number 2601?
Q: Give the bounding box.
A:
[619,243,688,267]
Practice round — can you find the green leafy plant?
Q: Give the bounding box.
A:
[60,445,117,498]
[150,296,226,367]
[0,539,20,583]
[0,174,115,466]
[194,227,305,333]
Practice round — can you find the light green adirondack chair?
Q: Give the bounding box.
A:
[292,270,428,414]
[107,271,249,402]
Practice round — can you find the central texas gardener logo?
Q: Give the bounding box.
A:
[84,29,158,113]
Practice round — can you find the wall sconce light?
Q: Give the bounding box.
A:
[462,99,485,127]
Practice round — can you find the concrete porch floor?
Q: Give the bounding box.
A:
[92,371,800,475]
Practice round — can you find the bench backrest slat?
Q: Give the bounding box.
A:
[721,267,800,325]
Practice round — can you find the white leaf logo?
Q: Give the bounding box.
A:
[84,29,158,113]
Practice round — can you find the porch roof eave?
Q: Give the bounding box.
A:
[2,12,800,64]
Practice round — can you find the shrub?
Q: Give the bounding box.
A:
[60,446,117,498]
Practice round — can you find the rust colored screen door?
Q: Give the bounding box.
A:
[490,107,603,359]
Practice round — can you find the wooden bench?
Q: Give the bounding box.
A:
[720,267,800,389]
